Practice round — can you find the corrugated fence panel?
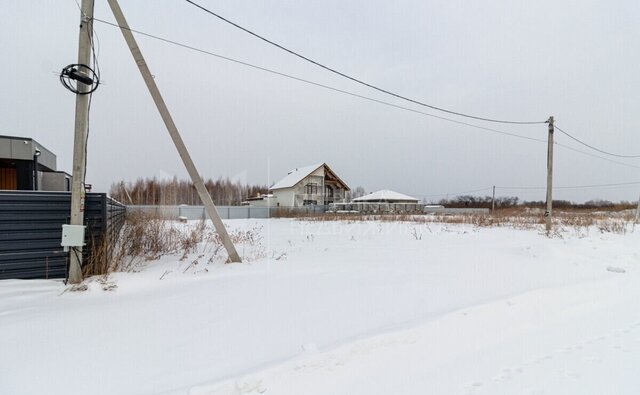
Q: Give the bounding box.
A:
[127,205,319,220]
[0,191,125,280]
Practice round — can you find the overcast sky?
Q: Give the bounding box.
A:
[2,1,639,202]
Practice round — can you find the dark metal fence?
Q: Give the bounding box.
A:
[0,191,125,280]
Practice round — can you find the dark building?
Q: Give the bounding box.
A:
[0,135,71,191]
[0,136,124,280]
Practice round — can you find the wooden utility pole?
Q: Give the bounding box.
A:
[545,116,554,234]
[635,194,640,224]
[491,185,496,214]
[68,0,95,284]
[108,0,241,262]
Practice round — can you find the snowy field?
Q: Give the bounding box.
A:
[1,218,639,395]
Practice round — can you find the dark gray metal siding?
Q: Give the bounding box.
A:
[0,191,125,280]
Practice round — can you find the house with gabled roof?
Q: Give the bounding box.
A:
[269,163,350,207]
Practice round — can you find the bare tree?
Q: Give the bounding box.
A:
[110,177,268,206]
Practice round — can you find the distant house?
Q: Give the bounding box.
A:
[352,190,419,204]
[331,189,422,214]
[269,163,350,207]
[243,193,278,207]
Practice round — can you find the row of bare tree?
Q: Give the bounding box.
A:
[437,195,636,210]
[110,177,369,206]
[109,177,268,206]
[437,195,519,209]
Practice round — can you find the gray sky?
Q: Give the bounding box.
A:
[2,1,639,202]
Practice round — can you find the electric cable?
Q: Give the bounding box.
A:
[423,181,640,200]
[183,0,547,125]
[555,125,640,158]
[496,181,640,190]
[555,142,640,170]
[92,18,545,144]
[68,246,83,283]
[85,16,101,179]
[421,187,493,198]
[92,18,640,173]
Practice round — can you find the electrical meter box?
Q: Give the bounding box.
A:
[61,224,86,250]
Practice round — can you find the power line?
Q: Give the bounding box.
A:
[422,181,640,201]
[421,187,493,198]
[555,125,640,158]
[495,186,546,190]
[496,180,640,190]
[93,18,640,173]
[92,18,545,144]
[555,142,640,170]
[84,15,101,177]
[185,1,640,164]
[183,0,547,126]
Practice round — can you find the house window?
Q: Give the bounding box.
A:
[303,200,317,206]
[325,186,333,198]
[305,183,318,195]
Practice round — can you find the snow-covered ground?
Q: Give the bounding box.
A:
[1,219,639,395]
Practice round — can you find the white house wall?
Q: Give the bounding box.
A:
[273,189,296,207]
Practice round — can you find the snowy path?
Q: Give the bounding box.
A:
[0,219,638,394]
[199,275,640,395]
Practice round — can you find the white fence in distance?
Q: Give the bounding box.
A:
[127,205,489,220]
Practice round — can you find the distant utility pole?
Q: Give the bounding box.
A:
[68,0,95,284]
[107,0,241,262]
[545,116,555,234]
[491,185,496,214]
[635,194,640,224]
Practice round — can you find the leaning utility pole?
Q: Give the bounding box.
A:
[545,116,554,234]
[68,0,95,284]
[107,0,241,262]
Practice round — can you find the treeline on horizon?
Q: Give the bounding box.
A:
[436,195,637,210]
[110,177,368,206]
[110,178,636,210]
[109,177,268,206]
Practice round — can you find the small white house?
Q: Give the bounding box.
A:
[330,189,422,214]
[244,193,278,207]
[269,163,350,207]
[352,190,419,203]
